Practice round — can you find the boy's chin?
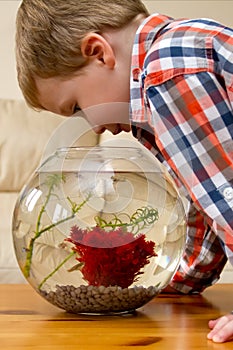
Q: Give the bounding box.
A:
[111,124,130,135]
[110,124,131,135]
[94,124,131,135]
[121,124,131,133]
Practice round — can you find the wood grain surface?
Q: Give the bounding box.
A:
[0,283,233,349]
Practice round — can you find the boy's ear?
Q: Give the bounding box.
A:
[81,33,115,68]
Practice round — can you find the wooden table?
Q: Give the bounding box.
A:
[1,284,233,349]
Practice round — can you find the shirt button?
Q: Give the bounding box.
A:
[223,186,233,200]
[132,67,141,82]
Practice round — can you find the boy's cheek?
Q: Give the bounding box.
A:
[83,102,130,127]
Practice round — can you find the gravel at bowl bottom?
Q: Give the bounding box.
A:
[39,284,159,314]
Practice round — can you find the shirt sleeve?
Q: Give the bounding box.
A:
[131,123,228,294]
[146,71,233,253]
[169,203,227,294]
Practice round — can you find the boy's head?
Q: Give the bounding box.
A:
[16,0,149,113]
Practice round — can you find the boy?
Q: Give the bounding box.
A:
[15,0,233,343]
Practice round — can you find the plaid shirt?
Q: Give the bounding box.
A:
[130,14,233,293]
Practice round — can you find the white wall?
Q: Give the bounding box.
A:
[144,1,233,27]
[1,1,233,100]
[0,1,21,99]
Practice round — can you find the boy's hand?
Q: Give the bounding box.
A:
[163,286,233,343]
[207,313,233,343]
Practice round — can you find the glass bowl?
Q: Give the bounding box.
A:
[12,146,186,315]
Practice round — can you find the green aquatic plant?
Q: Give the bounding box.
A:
[94,206,159,234]
[38,206,159,290]
[23,174,90,277]
[22,174,159,290]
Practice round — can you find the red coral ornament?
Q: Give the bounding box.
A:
[67,226,156,288]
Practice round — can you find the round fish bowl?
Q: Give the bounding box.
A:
[12,146,186,315]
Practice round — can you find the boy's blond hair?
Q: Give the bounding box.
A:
[15,0,149,109]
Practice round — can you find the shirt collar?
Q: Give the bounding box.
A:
[130,13,172,123]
